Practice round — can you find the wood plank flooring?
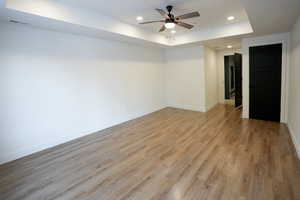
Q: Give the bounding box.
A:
[0,105,300,200]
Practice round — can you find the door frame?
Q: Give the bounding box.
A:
[242,33,290,123]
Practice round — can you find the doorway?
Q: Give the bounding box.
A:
[224,53,242,107]
[249,43,282,122]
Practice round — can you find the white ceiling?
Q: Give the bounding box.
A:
[240,0,300,36]
[56,0,249,35]
[202,37,242,50]
[1,0,300,48]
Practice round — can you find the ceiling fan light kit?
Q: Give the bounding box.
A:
[139,5,200,32]
[165,22,176,29]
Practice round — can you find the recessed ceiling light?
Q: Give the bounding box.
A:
[136,16,143,21]
[171,30,176,34]
[227,16,235,21]
[227,45,233,48]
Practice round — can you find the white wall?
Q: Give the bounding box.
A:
[0,22,166,164]
[288,16,300,158]
[164,46,218,112]
[204,47,218,111]
[0,22,223,164]
[165,46,206,112]
[241,33,290,123]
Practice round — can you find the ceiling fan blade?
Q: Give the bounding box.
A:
[176,12,200,20]
[155,8,169,19]
[159,25,166,32]
[176,21,194,29]
[139,20,165,24]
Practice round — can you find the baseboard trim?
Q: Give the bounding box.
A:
[288,124,300,159]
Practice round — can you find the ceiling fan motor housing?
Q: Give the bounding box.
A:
[165,18,175,23]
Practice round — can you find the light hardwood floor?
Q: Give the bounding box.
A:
[1,105,300,200]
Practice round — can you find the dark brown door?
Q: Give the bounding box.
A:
[234,53,242,107]
[249,44,282,122]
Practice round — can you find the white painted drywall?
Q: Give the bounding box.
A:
[241,33,290,123]
[0,22,229,164]
[165,46,206,112]
[171,21,253,46]
[5,0,169,46]
[288,15,300,158]
[0,22,166,164]
[164,46,219,112]
[4,0,253,47]
[204,47,218,111]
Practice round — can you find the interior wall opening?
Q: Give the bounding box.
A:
[224,53,242,108]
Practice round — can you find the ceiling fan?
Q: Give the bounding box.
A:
[139,5,200,32]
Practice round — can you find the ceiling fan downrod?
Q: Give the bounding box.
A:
[166,5,174,20]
